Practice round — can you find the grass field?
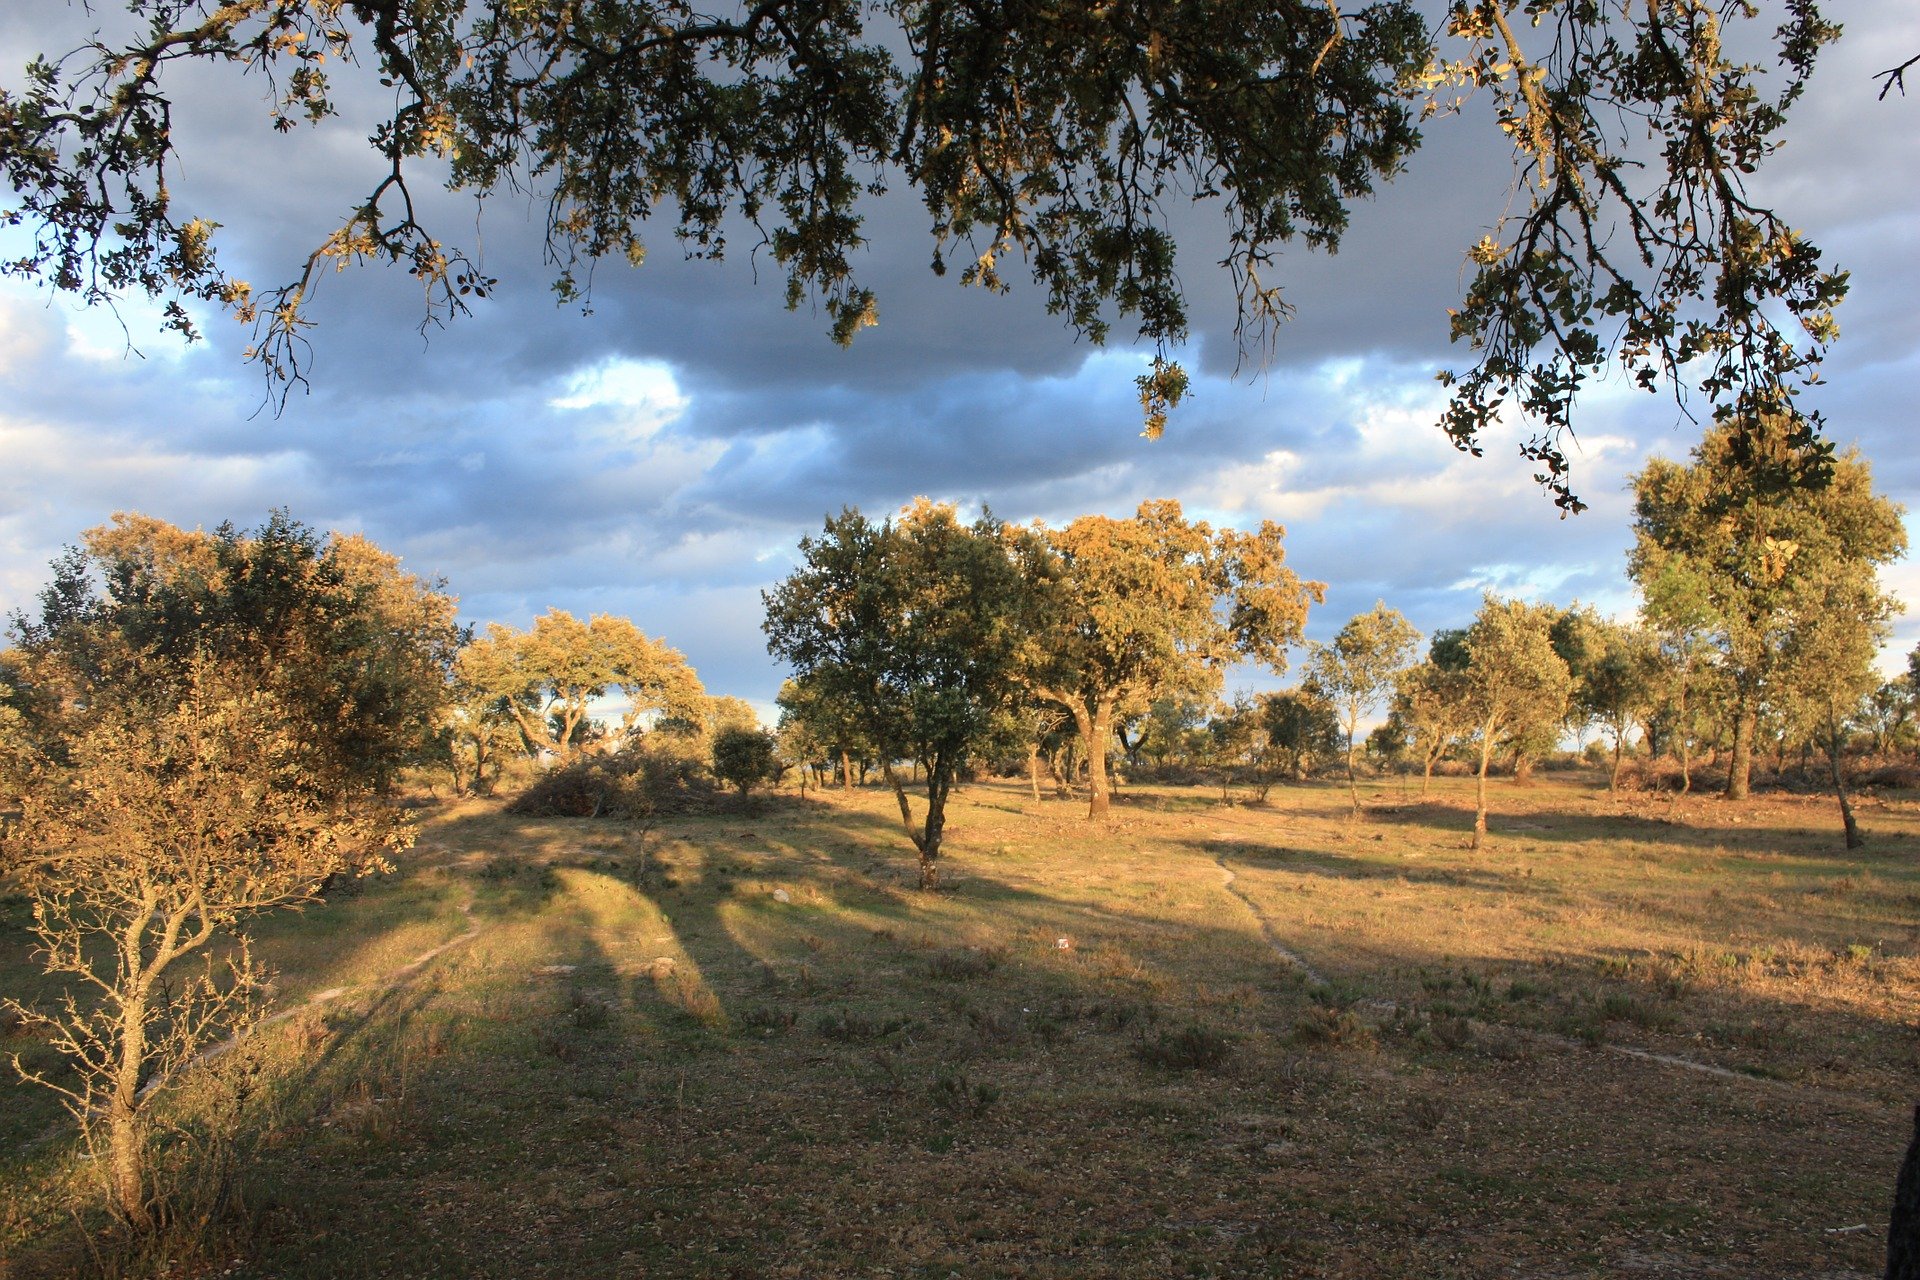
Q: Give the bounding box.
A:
[3,770,1917,1278]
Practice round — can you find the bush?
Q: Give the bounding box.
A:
[712,726,778,795]
[1134,1022,1236,1071]
[815,1010,914,1043]
[928,948,1000,981]
[1292,1006,1377,1051]
[507,738,719,818]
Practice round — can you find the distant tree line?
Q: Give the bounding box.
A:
[764,414,1909,870]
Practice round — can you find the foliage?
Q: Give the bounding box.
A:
[1304,602,1420,814]
[1576,619,1662,793]
[775,673,874,791]
[1206,695,1278,803]
[504,739,703,818]
[1391,651,1475,795]
[1018,500,1323,817]
[1128,696,1210,771]
[1630,417,1907,800]
[1460,596,1571,848]
[5,511,461,799]
[1262,687,1343,782]
[1430,1,1846,512]
[438,680,521,797]
[457,609,706,762]
[0,512,441,1232]
[1773,555,1902,848]
[0,0,1849,494]
[764,500,1028,887]
[1855,675,1916,757]
[712,725,778,796]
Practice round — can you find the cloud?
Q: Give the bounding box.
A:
[0,3,1915,709]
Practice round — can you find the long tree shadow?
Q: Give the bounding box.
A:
[16,784,1909,1279]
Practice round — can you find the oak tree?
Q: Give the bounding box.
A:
[1263,686,1343,782]
[1304,602,1420,814]
[1577,618,1663,793]
[764,500,1026,888]
[712,724,779,796]
[456,609,705,762]
[1630,418,1907,800]
[1016,500,1322,819]
[1459,595,1571,848]
[0,514,442,1230]
[1774,558,1902,847]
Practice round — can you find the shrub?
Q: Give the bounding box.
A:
[1134,1023,1236,1071]
[712,726,778,795]
[928,1068,1001,1116]
[568,990,615,1031]
[928,948,1000,981]
[508,738,719,818]
[815,1010,914,1043]
[1292,1006,1377,1051]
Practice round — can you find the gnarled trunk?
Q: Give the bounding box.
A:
[1085,699,1114,819]
[882,760,949,890]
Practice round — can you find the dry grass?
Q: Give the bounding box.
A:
[2,772,1915,1278]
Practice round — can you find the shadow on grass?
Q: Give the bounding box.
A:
[6,780,1915,1279]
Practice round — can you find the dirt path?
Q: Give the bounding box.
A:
[1214,850,1327,986]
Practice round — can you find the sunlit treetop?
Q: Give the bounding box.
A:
[0,0,1866,505]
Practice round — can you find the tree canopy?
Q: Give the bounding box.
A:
[1629,415,1907,801]
[1304,602,1419,814]
[1459,595,1571,848]
[764,499,1028,886]
[0,514,439,1230]
[4,510,461,796]
[1017,499,1322,818]
[456,608,706,761]
[0,0,1857,501]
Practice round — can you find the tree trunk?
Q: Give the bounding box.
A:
[1421,750,1434,798]
[1609,732,1624,794]
[110,984,152,1231]
[881,761,943,890]
[1890,1105,1920,1280]
[1027,744,1042,803]
[1726,696,1755,800]
[1085,700,1113,819]
[1345,727,1360,816]
[921,774,949,889]
[1472,725,1493,850]
[840,749,853,792]
[1825,712,1864,850]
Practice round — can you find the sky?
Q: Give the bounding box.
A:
[1,4,1917,723]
